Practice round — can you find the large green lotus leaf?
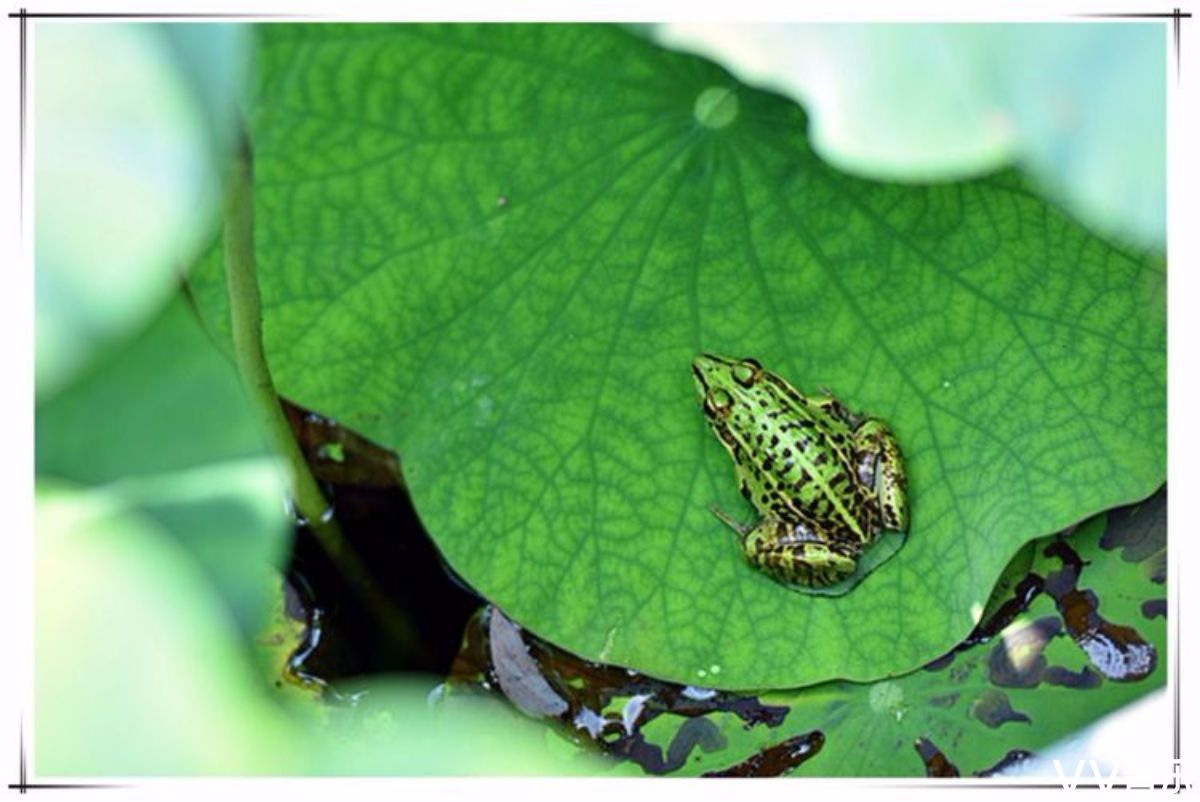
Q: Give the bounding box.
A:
[190,24,1165,688]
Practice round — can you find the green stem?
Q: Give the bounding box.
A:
[223,131,427,660]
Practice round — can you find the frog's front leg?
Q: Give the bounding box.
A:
[852,418,909,531]
[709,504,754,537]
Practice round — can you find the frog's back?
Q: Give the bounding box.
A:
[741,399,874,542]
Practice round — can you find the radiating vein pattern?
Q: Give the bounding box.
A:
[190,24,1165,689]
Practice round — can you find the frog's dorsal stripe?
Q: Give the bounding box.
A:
[759,373,868,542]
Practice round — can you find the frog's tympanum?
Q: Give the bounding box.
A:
[692,353,909,588]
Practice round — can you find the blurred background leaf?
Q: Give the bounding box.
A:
[31,22,582,775]
[652,23,1165,249]
[34,23,247,398]
[36,482,579,775]
[36,296,289,635]
[36,482,296,774]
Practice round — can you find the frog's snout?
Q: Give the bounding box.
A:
[692,353,720,380]
[691,354,718,393]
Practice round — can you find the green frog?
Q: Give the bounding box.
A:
[692,353,908,587]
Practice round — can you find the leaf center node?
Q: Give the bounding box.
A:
[694,86,739,129]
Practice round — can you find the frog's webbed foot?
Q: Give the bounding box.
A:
[852,418,909,531]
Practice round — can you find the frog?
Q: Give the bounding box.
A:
[691,353,908,587]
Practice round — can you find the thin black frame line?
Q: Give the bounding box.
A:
[6,11,305,18]
[9,720,127,792]
[6,786,126,792]
[6,4,305,236]
[1175,6,1183,83]
[17,7,23,236]
[1075,10,1192,17]
[1071,6,1189,82]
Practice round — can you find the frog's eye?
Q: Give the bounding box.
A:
[707,388,733,416]
[733,360,761,388]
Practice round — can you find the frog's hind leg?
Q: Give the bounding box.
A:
[749,539,859,588]
[852,418,909,531]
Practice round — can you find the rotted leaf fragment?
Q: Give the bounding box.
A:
[447,606,787,775]
[914,737,960,777]
[703,731,825,778]
[975,750,1035,777]
[1141,599,1166,619]
[970,689,1031,729]
[1041,540,1157,682]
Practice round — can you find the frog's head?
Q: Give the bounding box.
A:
[691,353,764,421]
